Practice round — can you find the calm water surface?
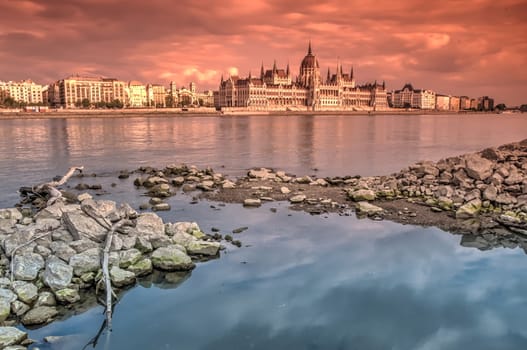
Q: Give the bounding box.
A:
[0,114,526,349]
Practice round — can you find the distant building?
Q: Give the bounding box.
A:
[147,84,166,107]
[217,43,388,111]
[459,96,471,110]
[393,84,436,109]
[477,96,494,111]
[54,76,126,108]
[435,94,450,111]
[0,80,44,104]
[470,98,478,110]
[449,96,460,111]
[127,81,147,108]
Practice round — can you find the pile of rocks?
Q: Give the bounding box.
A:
[344,139,527,227]
[0,194,221,336]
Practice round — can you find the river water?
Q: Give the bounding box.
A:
[1,113,527,349]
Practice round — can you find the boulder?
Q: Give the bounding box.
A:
[464,154,493,181]
[289,195,306,203]
[134,236,153,253]
[42,256,73,290]
[11,300,30,316]
[49,241,77,262]
[0,327,27,348]
[505,169,524,185]
[69,238,99,253]
[280,186,291,194]
[62,212,107,241]
[0,299,10,322]
[11,281,38,305]
[0,219,16,234]
[13,253,44,281]
[0,208,22,221]
[456,199,482,219]
[186,241,221,256]
[348,189,376,201]
[222,180,236,189]
[119,249,142,269]
[483,185,498,202]
[3,230,33,256]
[135,213,164,236]
[21,306,58,326]
[355,202,384,215]
[243,199,261,207]
[127,258,153,277]
[0,289,16,303]
[54,288,80,304]
[35,292,56,307]
[151,245,195,271]
[171,231,197,247]
[110,266,136,288]
[69,248,101,276]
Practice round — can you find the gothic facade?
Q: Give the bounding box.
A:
[217,43,388,111]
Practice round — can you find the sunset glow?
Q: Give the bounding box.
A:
[0,0,525,105]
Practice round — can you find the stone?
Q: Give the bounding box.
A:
[505,169,524,185]
[119,249,142,268]
[77,192,92,202]
[355,201,384,215]
[3,230,33,256]
[248,168,275,180]
[135,213,164,236]
[35,292,56,307]
[0,219,16,234]
[149,235,172,249]
[456,199,482,219]
[222,180,236,189]
[127,258,153,277]
[0,299,10,322]
[49,241,77,262]
[62,212,107,241]
[289,195,306,203]
[186,241,221,256]
[243,199,261,207]
[483,185,498,202]
[21,306,58,326]
[11,281,38,305]
[0,327,27,348]
[13,253,44,281]
[349,189,376,201]
[314,178,329,186]
[151,245,195,271]
[11,300,30,316]
[496,193,516,205]
[69,248,101,276]
[464,154,494,181]
[171,231,197,247]
[42,256,73,290]
[280,186,291,194]
[34,245,52,258]
[119,234,137,250]
[0,288,16,304]
[110,266,136,288]
[153,203,171,211]
[69,238,100,253]
[134,236,153,253]
[0,208,22,221]
[51,228,74,242]
[54,288,80,304]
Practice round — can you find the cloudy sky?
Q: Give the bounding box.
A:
[0,0,525,105]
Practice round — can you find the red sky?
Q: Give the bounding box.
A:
[0,0,526,105]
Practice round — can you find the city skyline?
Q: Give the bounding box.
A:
[0,0,525,106]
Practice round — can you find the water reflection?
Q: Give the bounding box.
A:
[25,203,527,350]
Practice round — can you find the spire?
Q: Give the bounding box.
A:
[220,74,224,83]
[248,71,252,79]
[286,61,290,76]
[260,62,264,79]
[350,66,354,80]
[273,59,277,73]
[308,40,312,55]
[382,80,385,89]
[326,67,330,83]
[339,64,343,76]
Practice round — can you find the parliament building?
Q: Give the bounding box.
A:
[217,43,388,111]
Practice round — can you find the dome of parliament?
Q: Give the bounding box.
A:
[300,42,319,70]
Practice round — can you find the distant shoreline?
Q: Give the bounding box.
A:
[0,108,505,120]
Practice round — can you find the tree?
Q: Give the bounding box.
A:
[81,98,91,109]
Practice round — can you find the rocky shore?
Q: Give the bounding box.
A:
[0,195,224,348]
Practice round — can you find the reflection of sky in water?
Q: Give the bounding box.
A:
[26,202,527,350]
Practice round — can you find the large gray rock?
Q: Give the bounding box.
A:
[0,219,16,234]
[43,256,73,290]
[456,199,482,219]
[119,249,142,269]
[134,236,153,253]
[11,281,38,305]
[171,231,196,247]
[0,289,17,303]
[127,258,153,277]
[54,288,80,304]
[348,189,376,201]
[3,230,33,256]
[21,306,58,326]
[0,208,22,221]
[483,185,498,201]
[36,291,56,307]
[69,238,99,253]
[11,300,30,316]
[135,213,164,236]
[165,222,200,236]
[69,248,101,276]
[110,266,136,288]
[186,241,220,256]
[0,299,10,322]
[289,195,306,203]
[355,201,384,215]
[62,211,107,241]
[13,253,45,281]
[243,199,261,207]
[0,327,27,348]
[465,154,494,181]
[505,169,524,185]
[49,241,77,262]
[151,245,195,271]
